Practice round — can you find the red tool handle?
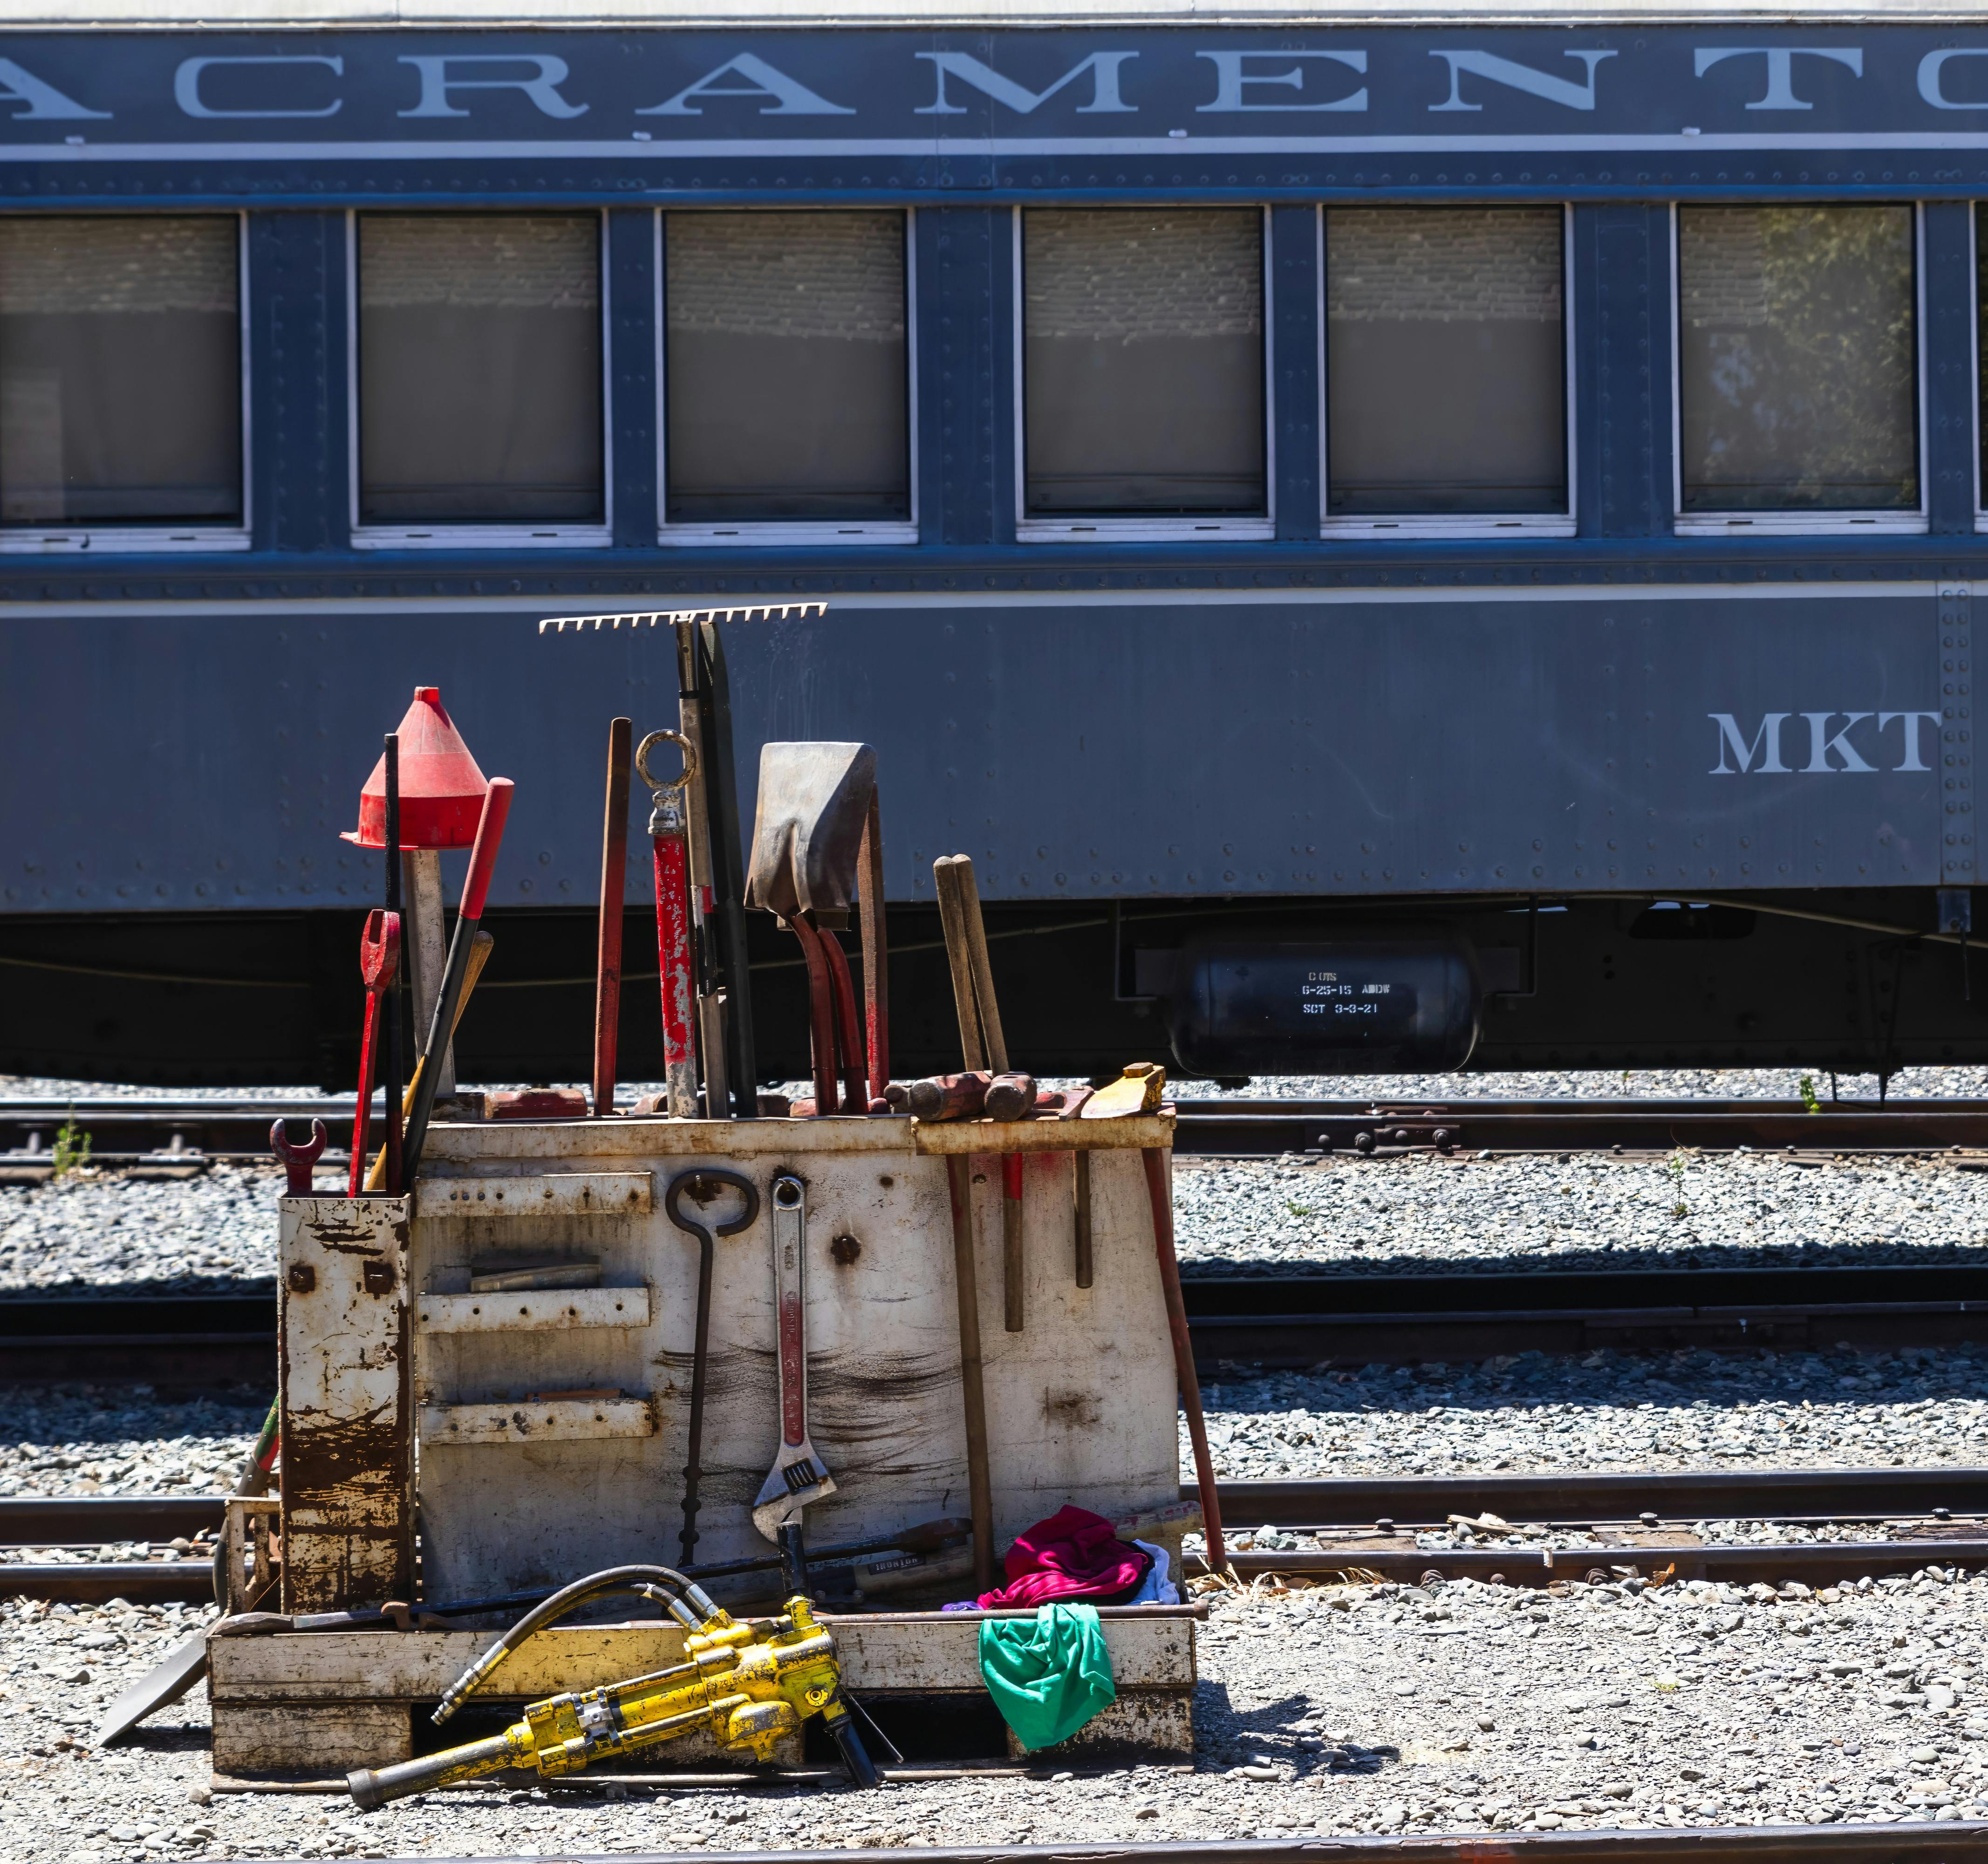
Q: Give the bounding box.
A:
[458,778,515,921]
[654,832,695,1075]
[349,989,384,1199]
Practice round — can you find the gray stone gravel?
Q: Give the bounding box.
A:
[1,1562,1984,1861]
[0,1166,293,1297]
[1175,1065,1988,1102]
[1175,1151,1988,1279]
[10,1127,1988,1300]
[0,1389,263,1509]
[1187,1344,1988,1483]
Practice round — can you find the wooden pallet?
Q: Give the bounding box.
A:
[208,1605,1200,1780]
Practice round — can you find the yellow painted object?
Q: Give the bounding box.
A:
[347,1597,854,1806]
[1080,1062,1166,1119]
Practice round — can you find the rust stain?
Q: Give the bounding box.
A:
[306,1220,380,1245]
[284,1404,407,1489]
[316,1239,391,1258]
[1042,1388,1104,1428]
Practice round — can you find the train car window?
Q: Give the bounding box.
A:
[1323,206,1569,530]
[0,216,242,536]
[1019,208,1267,534]
[355,213,604,533]
[662,212,911,535]
[1676,205,1920,525]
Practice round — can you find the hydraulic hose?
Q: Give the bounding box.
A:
[431,1563,719,1726]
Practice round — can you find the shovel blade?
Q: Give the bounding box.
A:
[93,1628,210,1747]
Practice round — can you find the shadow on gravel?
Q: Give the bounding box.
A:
[101,1725,211,1754]
[1196,1341,1979,1424]
[1196,1683,1399,1771]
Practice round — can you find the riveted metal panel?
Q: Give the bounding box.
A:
[1587,204,1666,540]
[278,1194,412,1614]
[1941,582,1975,884]
[1271,203,1320,543]
[0,589,1948,912]
[608,206,660,550]
[249,212,345,556]
[922,207,1000,549]
[1924,203,1976,538]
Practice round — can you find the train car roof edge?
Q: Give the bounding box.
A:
[3,2,1985,27]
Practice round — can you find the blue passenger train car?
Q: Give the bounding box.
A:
[2,5,1986,1085]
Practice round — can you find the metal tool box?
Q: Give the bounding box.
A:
[231,1109,1198,1778]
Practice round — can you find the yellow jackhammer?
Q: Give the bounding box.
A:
[346,1563,879,1807]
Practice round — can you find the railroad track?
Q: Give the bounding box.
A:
[7,1095,1988,1175]
[7,1469,1984,1602]
[160,1836,1988,1864]
[6,1261,1980,1389]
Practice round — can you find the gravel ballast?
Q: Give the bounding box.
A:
[0,1561,1983,1862]
[9,1147,1988,1299]
[1181,1343,1988,1484]
[1174,1151,1988,1279]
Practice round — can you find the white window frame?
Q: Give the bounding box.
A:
[1013,203,1275,545]
[1319,202,1577,541]
[1673,199,1929,539]
[0,210,252,555]
[656,207,918,548]
[348,208,613,551]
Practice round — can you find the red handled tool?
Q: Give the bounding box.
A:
[271,1119,328,1195]
[637,731,698,1117]
[592,718,633,1118]
[348,909,401,1198]
[402,777,514,1185]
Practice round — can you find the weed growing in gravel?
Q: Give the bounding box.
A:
[1799,1074,1821,1114]
[1666,1150,1688,1219]
[51,1116,90,1180]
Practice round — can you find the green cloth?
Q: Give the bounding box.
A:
[977,1602,1115,1751]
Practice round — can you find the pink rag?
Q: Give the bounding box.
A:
[973,1504,1152,1610]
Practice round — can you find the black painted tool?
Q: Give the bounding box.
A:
[663,1166,761,1565]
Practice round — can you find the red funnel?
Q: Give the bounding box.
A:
[343,687,489,850]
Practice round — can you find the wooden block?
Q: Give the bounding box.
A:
[1005,1691,1194,1760]
[422,1174,654,1218]
[213,1700,410,1776]
[417,1287,654,1334]
[210,1613,1196,1702]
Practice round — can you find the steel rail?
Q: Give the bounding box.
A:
[7,1096,1988,1171]
[1172,1097,1988,1158]
[7,1469,1987,1601]
[12,1469,1986,1552]
[176,1825,1988,1863]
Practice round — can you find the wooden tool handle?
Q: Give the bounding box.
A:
[948,856,1008,1074]
[932,857,986,1072]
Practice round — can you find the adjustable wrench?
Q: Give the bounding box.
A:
[752,1172,837,1539]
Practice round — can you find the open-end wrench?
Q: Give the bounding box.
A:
[270,1119,328,1195]
[752,1172,837,1540]
[348,909,401,1198]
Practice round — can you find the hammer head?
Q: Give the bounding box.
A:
[743,743,875,923]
